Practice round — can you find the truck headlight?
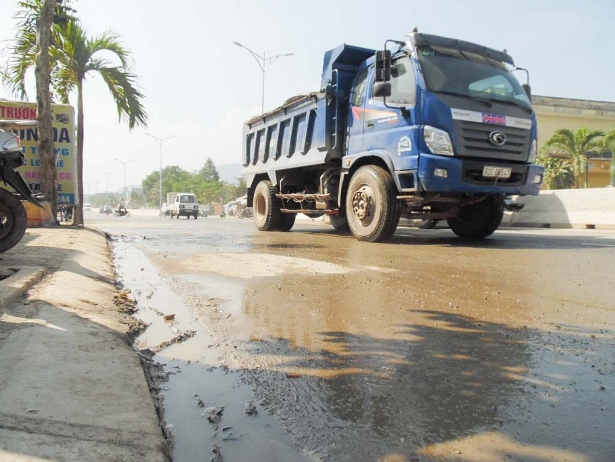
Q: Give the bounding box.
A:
[424,126,454,156]
[528,139,537,163]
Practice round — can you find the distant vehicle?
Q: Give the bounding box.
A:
[83,203,91,211]
[99,204,112,215]
[166,192,199,219]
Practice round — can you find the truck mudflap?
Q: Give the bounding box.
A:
[0,151,44,209]
[416,153,544,196]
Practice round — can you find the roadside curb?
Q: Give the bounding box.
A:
[0,266,47,311]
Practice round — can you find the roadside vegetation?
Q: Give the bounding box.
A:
[140,158,247,210]
[539,126,615,189]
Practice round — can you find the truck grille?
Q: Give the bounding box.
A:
[454,120,531,161]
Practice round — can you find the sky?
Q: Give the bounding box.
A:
[1,0,614,194]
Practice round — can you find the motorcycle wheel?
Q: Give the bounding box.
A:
[0,188,27,254]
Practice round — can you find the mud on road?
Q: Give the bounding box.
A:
[93,212,615,462]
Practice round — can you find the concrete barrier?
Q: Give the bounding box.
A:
[506,187,615,229]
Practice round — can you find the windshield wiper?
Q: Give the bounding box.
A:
[482,98,533,114]
[431,90,492,107]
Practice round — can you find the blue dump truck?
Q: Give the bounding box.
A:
[241,31,544,242]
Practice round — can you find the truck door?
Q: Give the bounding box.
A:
[346,68,369,155]
[363,56,419,171]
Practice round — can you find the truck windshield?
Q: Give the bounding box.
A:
[417,46,531,110]
[180,195,196,203]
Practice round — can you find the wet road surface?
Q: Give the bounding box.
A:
[90,210,615,462]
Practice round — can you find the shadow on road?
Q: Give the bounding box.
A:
[238,309,613,462]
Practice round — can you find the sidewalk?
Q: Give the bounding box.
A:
[0,227,169,461]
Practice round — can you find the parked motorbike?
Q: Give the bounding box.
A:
[0,129,44,253]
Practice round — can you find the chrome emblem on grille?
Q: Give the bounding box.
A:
[489,131,507,146]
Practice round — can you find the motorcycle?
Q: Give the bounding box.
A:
[113,209,131,217]
[219,210,226,218]
[0,129,44,253]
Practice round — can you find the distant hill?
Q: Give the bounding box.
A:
[217,163,243,184]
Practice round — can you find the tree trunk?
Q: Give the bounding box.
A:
[73,79,84,225]
[35,0,58,225]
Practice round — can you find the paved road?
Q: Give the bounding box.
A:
[90,210,615,462]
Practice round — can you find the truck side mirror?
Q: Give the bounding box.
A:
[375,50,391,82]
[373,82,392,98]
[522,83,531,101]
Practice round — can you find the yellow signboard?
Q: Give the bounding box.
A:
[0,100,77,204]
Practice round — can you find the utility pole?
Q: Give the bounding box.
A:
[234,41,293,113]
[114,158,136,204]
[100,170,111,193]
[146,134,176,214]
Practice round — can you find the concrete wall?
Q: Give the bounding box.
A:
[505,187,615,229]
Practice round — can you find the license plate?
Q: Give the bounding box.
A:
[482,166,512,179]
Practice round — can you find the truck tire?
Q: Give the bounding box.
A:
[329,214,350,232]
[194,213,198,220]
[254,180,281,231]
[0,189,27,254]
[345,165,401,242]
[446,195,503,239]
[278,213,296,232]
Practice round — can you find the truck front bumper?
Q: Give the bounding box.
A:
[414,153,544,196]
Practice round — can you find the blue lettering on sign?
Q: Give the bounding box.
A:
[59,193,74,204]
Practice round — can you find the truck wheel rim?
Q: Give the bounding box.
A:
[351,186,373,224]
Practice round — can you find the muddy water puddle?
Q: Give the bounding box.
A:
[106,226,615,462]
[111,237,310,462]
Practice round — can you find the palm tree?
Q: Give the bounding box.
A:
[3,11,147,225]
[541,127,605,188]
[601,129,615,187]
[536,155,576,190]
[52,21,148,224]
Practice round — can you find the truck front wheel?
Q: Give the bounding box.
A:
[446,195,503,239]
[345,165,401,242]
[329,214,350,232]
[0,188,27,254]
[253,180,281,231]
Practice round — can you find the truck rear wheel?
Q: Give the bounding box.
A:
[446,196,503,239]
[254,180,281,231]
[0,189,27,254]
[278,213,296,232]
[345,165,401,242]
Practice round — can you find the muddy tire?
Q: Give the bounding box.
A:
[446,196,503,239]
[0,189,27,254]
[345,165,401,242]
[329,214,350,232]
[278,213,296,232]
[193,213,198,220]
[253,180,281,231]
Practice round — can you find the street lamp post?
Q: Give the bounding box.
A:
[114,158,136,204]
[234,41,293,114]
[100,171,111,193]
[146,134,176,214]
